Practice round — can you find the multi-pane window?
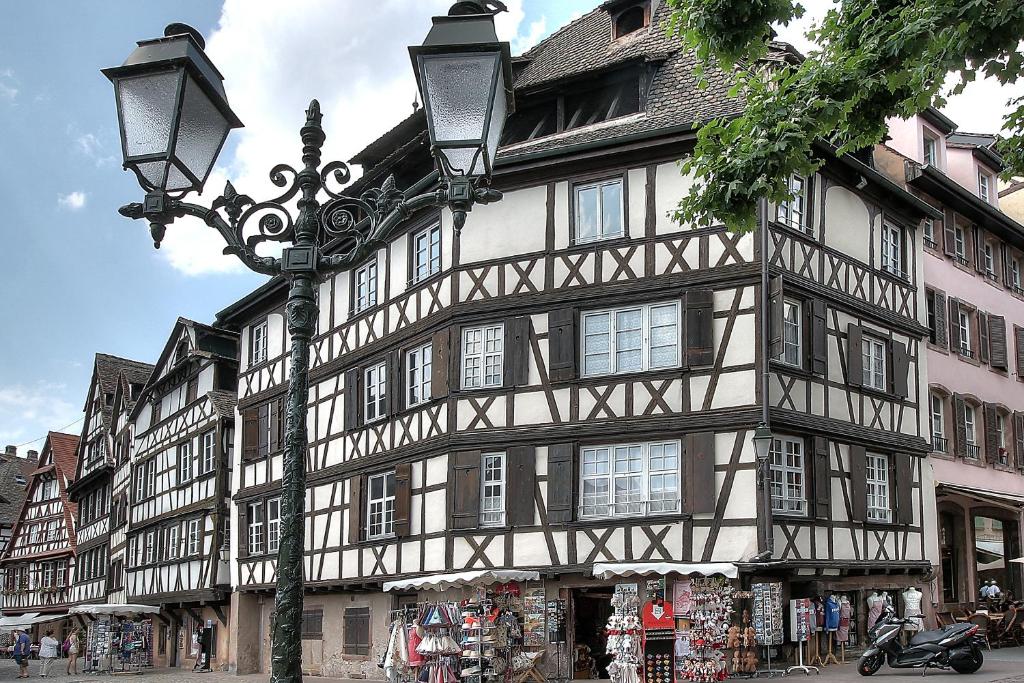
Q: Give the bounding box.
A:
[923,218,935,246]
[200,430,215,475]
[412,224,441,283]
[267,498,281,553]
[580,441,679,518]
[954,226,967,262]
[1011,257,1022,291]
[247,502,265,555]
[582,302,679,376]
[865,453,891,522]
[984,242,995,276]
[251,320,268,365]
[407,343,432,407]
[781,300,801,366]
[178,440,193,483]
[862,336,886,391]
[187,518,201,555]
[881,223,903,277]
[479,452,506,527]
[40,479,55,500]
[979,172,991,203]
[964,404,978,449]
[575,178,624,243]
[364,362,387,422]
[354,260,378,313]
[926,290,937,344]
[168,526,180,560]
[462,324,504,389]
[996,413,1008,465]
[958,309,971,355]
[923,135,937,166]
[769,437,806,515]
[135,459,156,500]
[144,530,157,564]
[777,175,807,229]
[930,394,944,441]
[367,471,396,539]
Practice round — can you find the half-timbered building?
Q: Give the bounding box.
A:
[0,446,38,558]
[222,2,939,675]
[0,432,79,639]
[68,353,153,605]
[125,318,237,668]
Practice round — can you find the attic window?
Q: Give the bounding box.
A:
[613,3,649,39]
[14,475,26,487]
[175,340,189,364]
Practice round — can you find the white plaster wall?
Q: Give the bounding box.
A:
[459,185,547,263]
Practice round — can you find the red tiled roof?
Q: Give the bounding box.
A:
[46,432,80,484]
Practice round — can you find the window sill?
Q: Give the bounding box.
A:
[768,219,814,239]
[566,234,631,253]
[769,360,815,379]
[408,269,444,291]
[576,366,685,386]
[858,385,908,404]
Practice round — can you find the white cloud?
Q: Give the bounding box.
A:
[0,381,82,453]
[57,191,87,211]
[0,68,17,101]
[513,17,547,54]
[73,131,117,166]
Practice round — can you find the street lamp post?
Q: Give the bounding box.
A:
[103,4,513,682]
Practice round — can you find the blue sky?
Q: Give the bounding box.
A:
[0,0,1020,453]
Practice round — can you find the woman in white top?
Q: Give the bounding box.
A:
[38,630,59,677]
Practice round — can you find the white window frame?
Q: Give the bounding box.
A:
[865,453,892,522]
[178,439,193,483]
[200,430,215,475]
[247,502,265,555]
[144,530,157,564]
[769,436,807,516]
[984,241,995,276]
[41,479,54,500]
[251,320,268,365]
[412,223,442,283]
[581,301,680,377]
[407,343,432,407]
[354,259,378,313]
[167,526,180,560]
[579,441,680,519]
[781,299,802,367]
[958,309,971,354]
[187,518,201,556]
[574,177,625,244]
[461,324,504,389]
[267,498,281,553]
[364,361,387,423]
[979,171,991,203]
[862,336,886,391]
[954,226,967,261]
[964,404,977,448]
[923,218,935,245]
[881,223,903,277]
[366,471,396,540]
[923,135,937,166]
[777,174,807,230]
[1011,257,1022,291]
[930,394,944,441]
[479,452,506,528]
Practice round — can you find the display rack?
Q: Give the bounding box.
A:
[751,582,784,678]
[676,576,733,682]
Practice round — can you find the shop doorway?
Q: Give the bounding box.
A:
[572,588,613,679]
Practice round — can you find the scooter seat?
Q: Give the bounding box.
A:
[910,625,969,646]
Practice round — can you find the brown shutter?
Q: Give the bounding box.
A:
[269,399,280,454]
[1016,326,1024,375]
[548,309,577,382]
[257,403,270,457]
[933,290,948,349]
[953,393,967,456]
[989,314,1008,370]
[948,299,961,352]
[942,210,956,257]
[1015,412,1024,472]
[393,463,412,538]
[506,446,536,526]
[344,368,360,431]
[813,436,830,520]
[685,431,715,514]
[387,350,403,415]
[347,475,365,544]
[849,445,867,523]
[768,276,784,360]
[242,407,259,461]
[451,451,481,530]
[890,341,909,399]
[546,443,575,523]
[973,227,985,273]
[503,316,531,387]
[431,328,451,399]
[978,312,990,364]
[1003,243,1012,288]
[186,377,198,404]
[894,454,914,525]
[237,502,249,559]
[810,299,828,375]
[846,324,863,388]
[685,289,715,367]
[983,402,1000,464]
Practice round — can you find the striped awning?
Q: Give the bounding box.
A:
[592,562,739,580]
[383,569,541,592]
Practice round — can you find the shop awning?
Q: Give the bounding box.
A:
[383,569,541,592]
[0,612,67,630]
[592,562,739,580]
[69,604,161,616]
[936,483,1024,509]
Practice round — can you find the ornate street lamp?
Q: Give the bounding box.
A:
[752,421,775,560]
[104,4,511,682]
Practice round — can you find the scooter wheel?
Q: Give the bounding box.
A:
[857,653,884,676]
[951,650,983,674]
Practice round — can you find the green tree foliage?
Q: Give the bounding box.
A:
[664,0,1024,233]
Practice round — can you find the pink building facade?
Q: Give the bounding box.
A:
[879,109,1024,613]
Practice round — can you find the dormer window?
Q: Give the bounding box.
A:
[613,3,649,39]
[175,339,188,364]
[979,171,992,203]
[923,134,937,166]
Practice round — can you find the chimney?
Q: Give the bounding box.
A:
[27,450,38,461]
[3,445,14,457]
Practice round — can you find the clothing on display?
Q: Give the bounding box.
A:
[824,596,841,631]
[836,598,852,643]
[866,592,885,631]
[901,588,923,632]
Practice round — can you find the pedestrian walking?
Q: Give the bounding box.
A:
[38,630,58,677]
[65,629,80,675]
[192,625,207,672]
[13,627,32,678]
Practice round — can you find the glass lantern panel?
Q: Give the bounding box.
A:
[135,161,169,190]
[118,70,183,159]
[481,69,507,175]
[421,52,498,145]
[173,74,230,185]
[165,162,193,193]
[439,147,483,177]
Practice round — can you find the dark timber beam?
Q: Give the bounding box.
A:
[210,603,228,627]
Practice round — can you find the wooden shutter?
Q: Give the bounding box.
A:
[503,316,531,387]
[942,209,956,256]
[953,393,967,456]
[393,463,412,538]
[846,324,863,388]
[242,407,259,461]
[989,315,1008,369]
[1003,243,1013,288]
[236,502,249,559]
[685,432,715,514]
[343,368,360,431]
[973,227,985,273]
[932,289,948,349]
[813,436,830,520]
[978,312,990,364]
[546,443,575,523]
[548,309,577,382]
[387,350,402,416]
[269,399,280,454]
[431,328,451,400]
[983,402,1000,464]
[451,450,481,530]
[1016,326,1024,375]
[768,276,784,360]
[685,289,715,367]
[186,377,198,404]
[347,475,365,544]
[890,341,909,399]
[1015,412,1024,472]
[507,446,536,526]
[257,403,270,457]
[948,299,961,352]
[849,445,867,523]
[894,454,914,525]
[810,299,828,375]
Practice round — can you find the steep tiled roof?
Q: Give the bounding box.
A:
[95,353,154,395]
[207,390,238,419]
[0,452,37,529]
[47,432,80,484]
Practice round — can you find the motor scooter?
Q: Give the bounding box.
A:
[858,606,985,676]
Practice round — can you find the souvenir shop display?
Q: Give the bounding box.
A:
[750,583,783,646]
[606,584,642,683]
[836,595,853,657]
[901,588,923,632]
[787,599,818,675]
[546,600,566,644]
[818,594,840,666]
[641,594,674,683]
[675,577,733,682]
[523,589,546,647]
